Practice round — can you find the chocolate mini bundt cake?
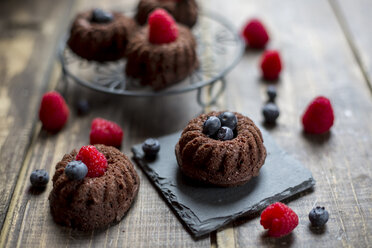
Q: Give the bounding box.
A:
[135,0,198,28]
[49,145,140,231]
[125,8,198,90]
[67,9,137,62]
[175,112,267,187]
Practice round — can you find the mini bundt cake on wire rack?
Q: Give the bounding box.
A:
[67,9,137,62]
[49,145,139,231]
[135,0,198,28]
[125,8,198,90]
[175,111,266,187]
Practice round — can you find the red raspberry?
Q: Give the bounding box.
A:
[302,96,334,134]
[260,202,299,237]
[76,145,107,177]
[39,91,69,132]
[148,8,179,44]
[260,50,282,81]
[242,19,269,49]
[90,118,123,147]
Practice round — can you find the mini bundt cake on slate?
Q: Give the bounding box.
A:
[49,145,140,231]
[125,8,198,90]
[67,9,137,62]
[175,111,267,187]
[135,0,198,28]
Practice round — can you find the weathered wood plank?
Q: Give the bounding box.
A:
[1,0,210,247]
[0,0,75,230]
[332,0,372,91]
[202,0,372,247]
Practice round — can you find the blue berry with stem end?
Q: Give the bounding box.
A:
[30,169,49,187]
[309,206,329,227]
[142,138,160,156]
[267,85,277,102]
[263,103,280,124]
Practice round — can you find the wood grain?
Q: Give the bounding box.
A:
[332,0,372,91]
[203,0,372,247]
[205,1,372,247]
[0,0,75,230]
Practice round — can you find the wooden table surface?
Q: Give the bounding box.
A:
[1,0,372,247]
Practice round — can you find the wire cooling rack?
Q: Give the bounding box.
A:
[58,11,244,107]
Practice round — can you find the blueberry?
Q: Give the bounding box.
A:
[218,112,238,130]
[30,169,49,187]
[262,103,280,124]
[65,161,88,180]
[203,116,221,136]
[309,206,329,227]
[217,126,234,141]
[76,100,90,116]
[91,9,113,23]
[142,138,160,156]
[267,85,277,102]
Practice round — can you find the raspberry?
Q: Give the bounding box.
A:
[260,50,282,81]
[260,202,299,237]
[76,145,107,177]
[302,96,334,134]
[39,91,69,132]
[90,118,123,147]
[148,8,179,44]
[242,19,269,49]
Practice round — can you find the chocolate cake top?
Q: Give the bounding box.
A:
[49,144,140,231]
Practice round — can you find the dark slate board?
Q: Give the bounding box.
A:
[131,130,315,237]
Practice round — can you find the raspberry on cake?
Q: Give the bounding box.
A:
[125,8,199,90]
[76,145,107,177]
[149,8,179,44]
[260,202,299,237]
[90,118,123,148]
[49,145,140,231]
[175,111,266,187]
[260,50,282,81]
[242,18,269,49]
[135,0,198,28]
[302,96,334,134]
[39,91,69,132]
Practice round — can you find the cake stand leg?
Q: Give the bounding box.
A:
[196,77,226,108]
[60,66,70,95]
